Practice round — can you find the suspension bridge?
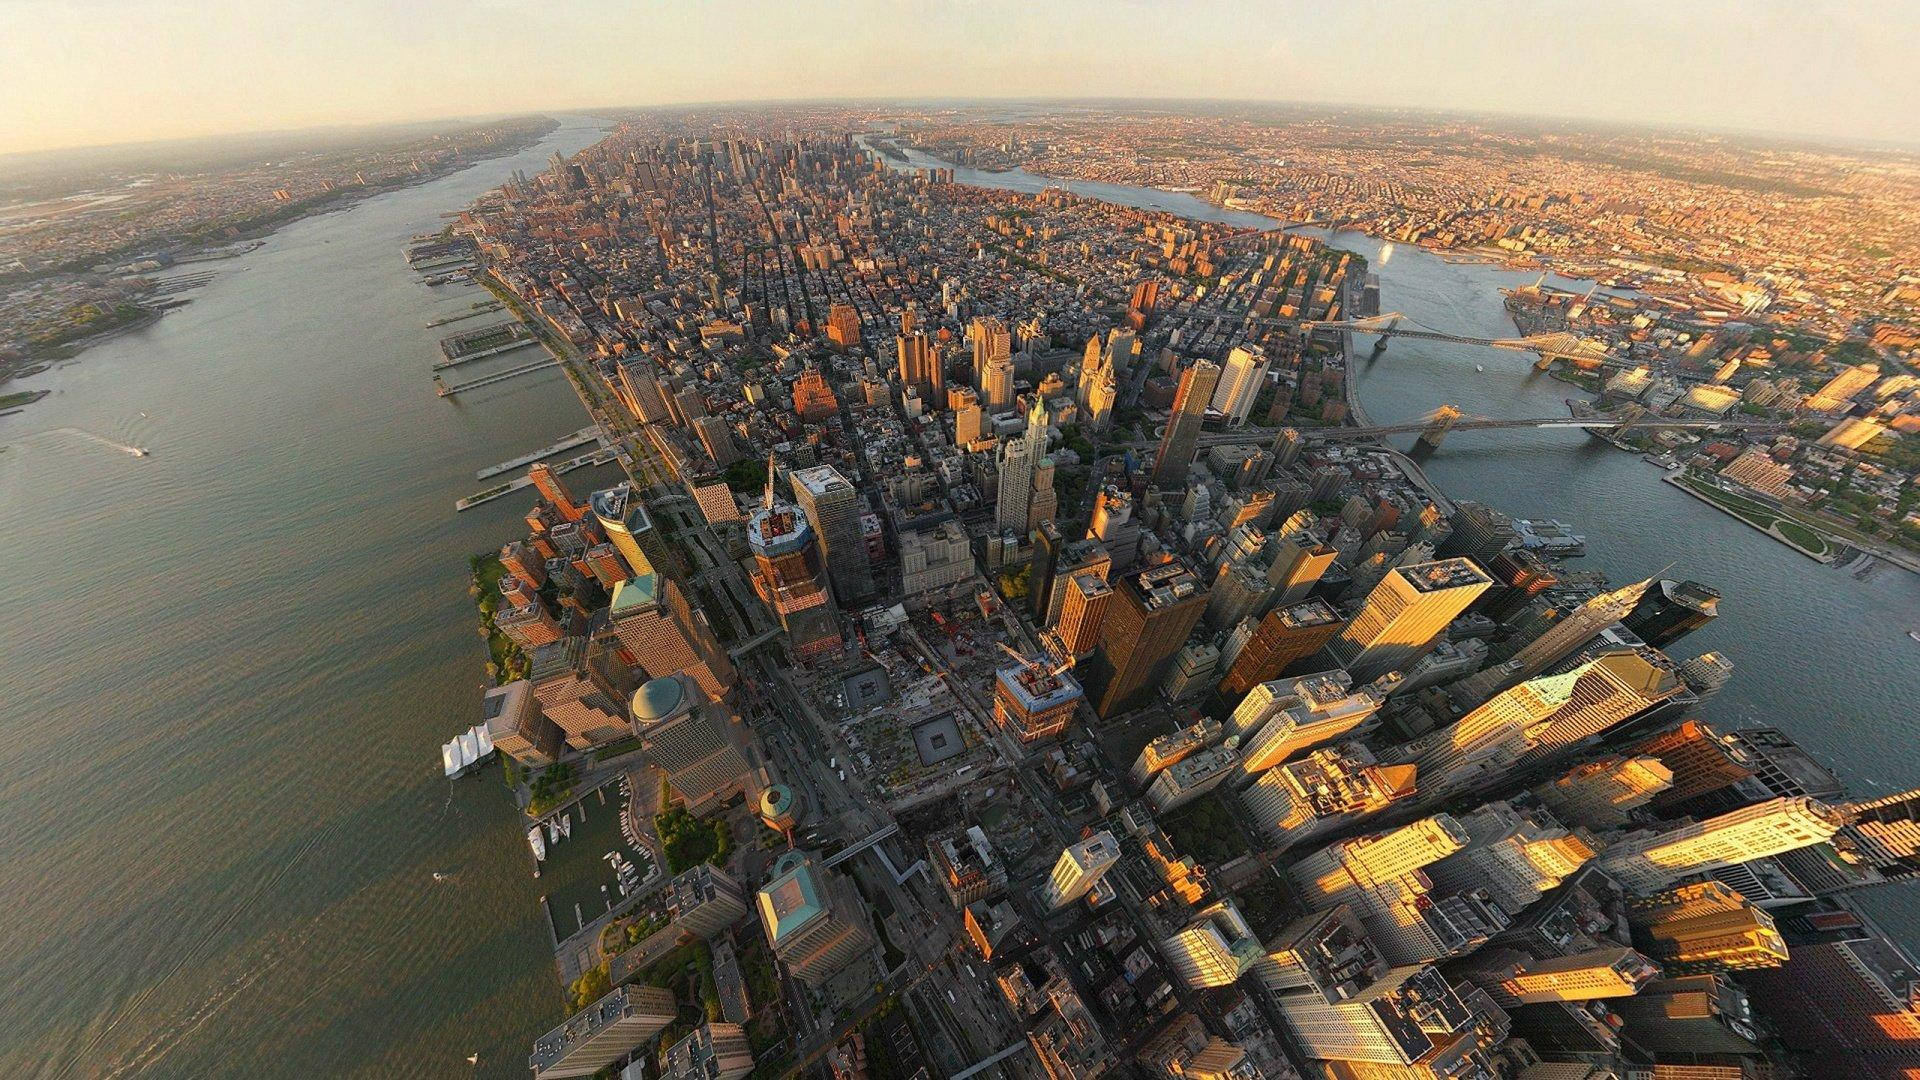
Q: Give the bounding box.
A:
[1116,406,1779,455]
[1290,311,1623,369]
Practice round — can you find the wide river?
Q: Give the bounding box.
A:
[883,144,1920,937]
[0,119,616,1077]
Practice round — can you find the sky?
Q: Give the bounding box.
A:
[3,0,1917,155]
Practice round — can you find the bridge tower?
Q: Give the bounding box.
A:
[1413,405,1463,453]
[1368,317,1400,360]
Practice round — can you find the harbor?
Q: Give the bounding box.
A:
[435,320,539,369]
[434,356,562,396]
[456,446,619,512]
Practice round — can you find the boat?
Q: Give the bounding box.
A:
[1908,631,1920,643]
[1475,364,1485,373]
[527,827,546,862]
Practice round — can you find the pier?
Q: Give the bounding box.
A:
[456,447,620,512]
[476,426,604,480]
[425,301,504,328]
[434,357,561,396]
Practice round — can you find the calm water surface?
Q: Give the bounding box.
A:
[0,119,612,1078]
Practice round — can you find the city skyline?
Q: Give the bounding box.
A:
[4,0,1920,157]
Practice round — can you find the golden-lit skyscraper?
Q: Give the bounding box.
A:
[747,496,842,664]
[1627,880,1792,974]
[1328,558,1492,682]
[1088,560,1208,718]
[1054,572,1113,658]
[604,573,735,701]
[1267,534,1338,606]
[1217,599,1346,697]
[825,302,861,348]
[530,460,586,523]
[1597,796,1846,893]
[590,483,668,578]
[790,464,873,605]
[1151,359,1221,488]
[896,330,942,406]
[970,316,1010,388]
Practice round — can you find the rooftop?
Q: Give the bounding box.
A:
[1396,557,1493,593]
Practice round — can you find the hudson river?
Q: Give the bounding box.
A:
[0,120,612,1077]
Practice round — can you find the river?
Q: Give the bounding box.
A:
[878,146,1920,936]
[0,119,614,1078]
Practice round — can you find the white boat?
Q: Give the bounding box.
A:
[442,744,460,779]
[559,815,572,840]
[1474,364,1484,373]
[546,819,561,844]
[527,827,546,862]
[1908,630,1920,643]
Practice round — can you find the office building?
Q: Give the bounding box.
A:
[1087,560,1209,718]
[529,984,678,1079]
[1208,344,1271,426]
[1268,963,1509,1079]
[757,850,874,989]
[1162,640,1220,702]
[1636,721,1757,809]
[951,386,986,446]
[1162,899,1264,989]
[1151,359,1221,488]
[996,396,1050,535]
[1041,540,1112,629]
[1205,561,1272,632]
[483,679,563,766]
[1240,742,1418,852]
[747,498,841,663]
[1131,718,1224,787]
[530,461,587,523]
[825,302,861,348]
[632,674,752,812]
[1146,742,1241,813]
[1425,802,1597,916]
[1610,975,1762,1057]
[791,464,874,605]
[1257,904,1390,1002]
[1623,579,1721,648]
[590,483,670,578]
[1043,831,1119,909]
[1409,649,1683,800]
[1452,578,1653,706]
[605,573,735,701]
[1229,669,1392,776]
[1533,754,1674,829]
[1218,599,1345,697]
[896,330,942,405]
[1464,947,1661,1005]
[1267,534,1338,606]
[529,637,630,750]
[1292,815,1470,907]
[1626,880,1790,974]
[1328,559,1492,683]
[1742,911,1920,1075]
[900,520,973,598]
[994,661,1085,744]
[1055,573,1114,658]
[928,826,1008,907]
[791,365,838,422]
[662,1023,753,1080]
[1598,797,1847,893]
[971,316,1011,389]
[663,863,751,941]
[981,352,1014,409]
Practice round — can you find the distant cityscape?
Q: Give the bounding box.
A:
[416,104,1920,1080]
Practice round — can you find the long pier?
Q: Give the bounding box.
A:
[455,447,618,512]
[476,426,604,480]
[434,357,562,396]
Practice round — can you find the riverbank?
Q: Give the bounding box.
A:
[1665,471,1836,562]
[0,119,560,421]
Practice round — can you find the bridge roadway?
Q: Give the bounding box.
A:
[1280,414,1781,442]
[1157,305,1640,370]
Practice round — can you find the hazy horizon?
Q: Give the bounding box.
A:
[5,0,1917,158]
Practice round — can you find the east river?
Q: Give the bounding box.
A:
[0,125,1915,1080]
[0,120,614,1077]
[881,144,1920,938]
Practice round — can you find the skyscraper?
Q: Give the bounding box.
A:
[825,301,861,348]
[1328,558,1492,683]
[1266,533,1338,606]
[1160,899,1263,989]
[662,1023,753,1080]
[1462,946,1661,1006]
[1150,359,1221,489]
[1041,539,1111,628]
[896,330,942,406]
[995,397,1050,535]
[590,483,670,578]
[1217,599,1346,697]
[1626,880,1791,974]
[790,464,874,605]
[950,386,985,447]
[1450,577,1653,706]
[1267,963,1509,1077]
[530,461,587,523]
[1230,669,1394,776]
[970,316,1011,389]
[1055,572,1113,659]
[1240,742,1419,852]
[980,352,1014,409]
[1292,815,1470,906]
[530,985,679,1079]
[1087,560,1209,717]
[747,496,841,663]
[1207,344,1271,426]
[605,573,736,701]
[1622,579,1722,649]
[664,863,752,941]
[631,674,752,812]
[1597,797,1847,893]
[757,850,874,991]
[1409,649,1682,800]
[1042,831,1119,909]
[1532,754,1675,829]
[993,660,1085,744]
